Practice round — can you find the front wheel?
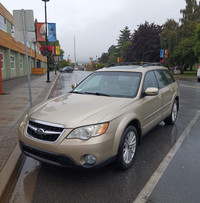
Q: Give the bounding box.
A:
[164,100,178,125]
[116,126,138,170]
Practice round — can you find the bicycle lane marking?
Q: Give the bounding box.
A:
[133,110,200,203]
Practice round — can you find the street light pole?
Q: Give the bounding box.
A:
[42,0,51,83]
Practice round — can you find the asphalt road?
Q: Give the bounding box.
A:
[10,71,200,203]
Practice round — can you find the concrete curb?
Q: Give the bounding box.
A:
[0,73,60,202]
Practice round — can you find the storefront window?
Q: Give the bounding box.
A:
[0,14,7,32]
[20,57,23,69]
[10,55,15,69]
[0,53,3,69]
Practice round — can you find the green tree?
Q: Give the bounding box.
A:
[160,19,179,66]
[180,0,200,25]
[107,45,118,64]
[178,0,200,39]
[100,52,109,63]
[171,0,200,69]
[121,41,131,61]
[117,26,131,49]
[193,24,200,62]
[117,26,131,60]
[174,38,197,70]
[60,59,69,67]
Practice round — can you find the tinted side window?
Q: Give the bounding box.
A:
[143,71,158,92]
[154,70,169,89]
[163,70,175,84]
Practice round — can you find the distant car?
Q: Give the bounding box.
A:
[19,64,180,170]
[171,66,181,74]
[61,67,73,73]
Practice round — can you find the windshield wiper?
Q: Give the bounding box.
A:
[72,91,85,94]
[84,92,110,96]
[72,91,110,96]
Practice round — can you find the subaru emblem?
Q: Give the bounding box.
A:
[36,128,45,135]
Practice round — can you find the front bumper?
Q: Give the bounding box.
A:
[19,141,116,168]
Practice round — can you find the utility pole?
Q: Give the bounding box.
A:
[74,36,76,68]
[42,0,51,83]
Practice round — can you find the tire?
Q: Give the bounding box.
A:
[198,78,200,82]
[164,100,178,125]
[116,126,138,170]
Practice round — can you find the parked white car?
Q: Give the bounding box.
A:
[197,66,200,82]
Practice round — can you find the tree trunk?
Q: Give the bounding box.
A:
[181,63,186,74]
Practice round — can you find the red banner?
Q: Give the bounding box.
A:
[164,49,169,58]
[37,23,46,42]
[50,46,54,55]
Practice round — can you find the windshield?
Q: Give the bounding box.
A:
[72,71,142,98]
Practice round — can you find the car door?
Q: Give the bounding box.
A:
[154,70,174,118]
[139,71,163,134]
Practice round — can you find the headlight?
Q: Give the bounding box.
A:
[67,123,109,140]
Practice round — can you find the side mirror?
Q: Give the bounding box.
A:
[145,87,159,96]
[71,83,77,89]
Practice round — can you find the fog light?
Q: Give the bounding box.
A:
[84,154,96,165]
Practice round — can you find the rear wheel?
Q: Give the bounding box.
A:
[198,78,200,82]
[117,126,138,170]
[164,100,178,125]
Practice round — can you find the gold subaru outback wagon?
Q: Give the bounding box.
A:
[19,65,180,170]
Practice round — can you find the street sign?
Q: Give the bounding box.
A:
[13,10,35,42]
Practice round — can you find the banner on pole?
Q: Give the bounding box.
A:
[55,46,60,55]
[164,49,169,58]
[160,49,164,58]
[36,23,46,42]
[49,45,54,55]
[48,23,56,42]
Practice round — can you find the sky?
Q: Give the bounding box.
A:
[1,0,186,63]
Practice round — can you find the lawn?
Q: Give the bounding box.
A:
[179,70,197,77]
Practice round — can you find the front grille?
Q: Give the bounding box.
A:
[26,119,65,142]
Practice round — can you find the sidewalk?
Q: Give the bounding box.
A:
[0,72,59,201]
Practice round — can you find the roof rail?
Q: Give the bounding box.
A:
[105,62,161,68]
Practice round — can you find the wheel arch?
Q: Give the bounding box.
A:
[126,119,142,145]
[113,116,142,156]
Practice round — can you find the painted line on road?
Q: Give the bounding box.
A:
[180,84,200,89]
[133,110,200,203]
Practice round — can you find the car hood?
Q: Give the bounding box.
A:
[30,93,131,128]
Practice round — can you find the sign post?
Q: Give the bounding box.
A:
[0,54,3,94]
[22,9,32,107]
[13,9,35,107]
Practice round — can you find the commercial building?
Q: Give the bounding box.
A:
[0,3,47,80]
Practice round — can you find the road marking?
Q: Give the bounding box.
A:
[180,84,200,89]
[134,110,200,203]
